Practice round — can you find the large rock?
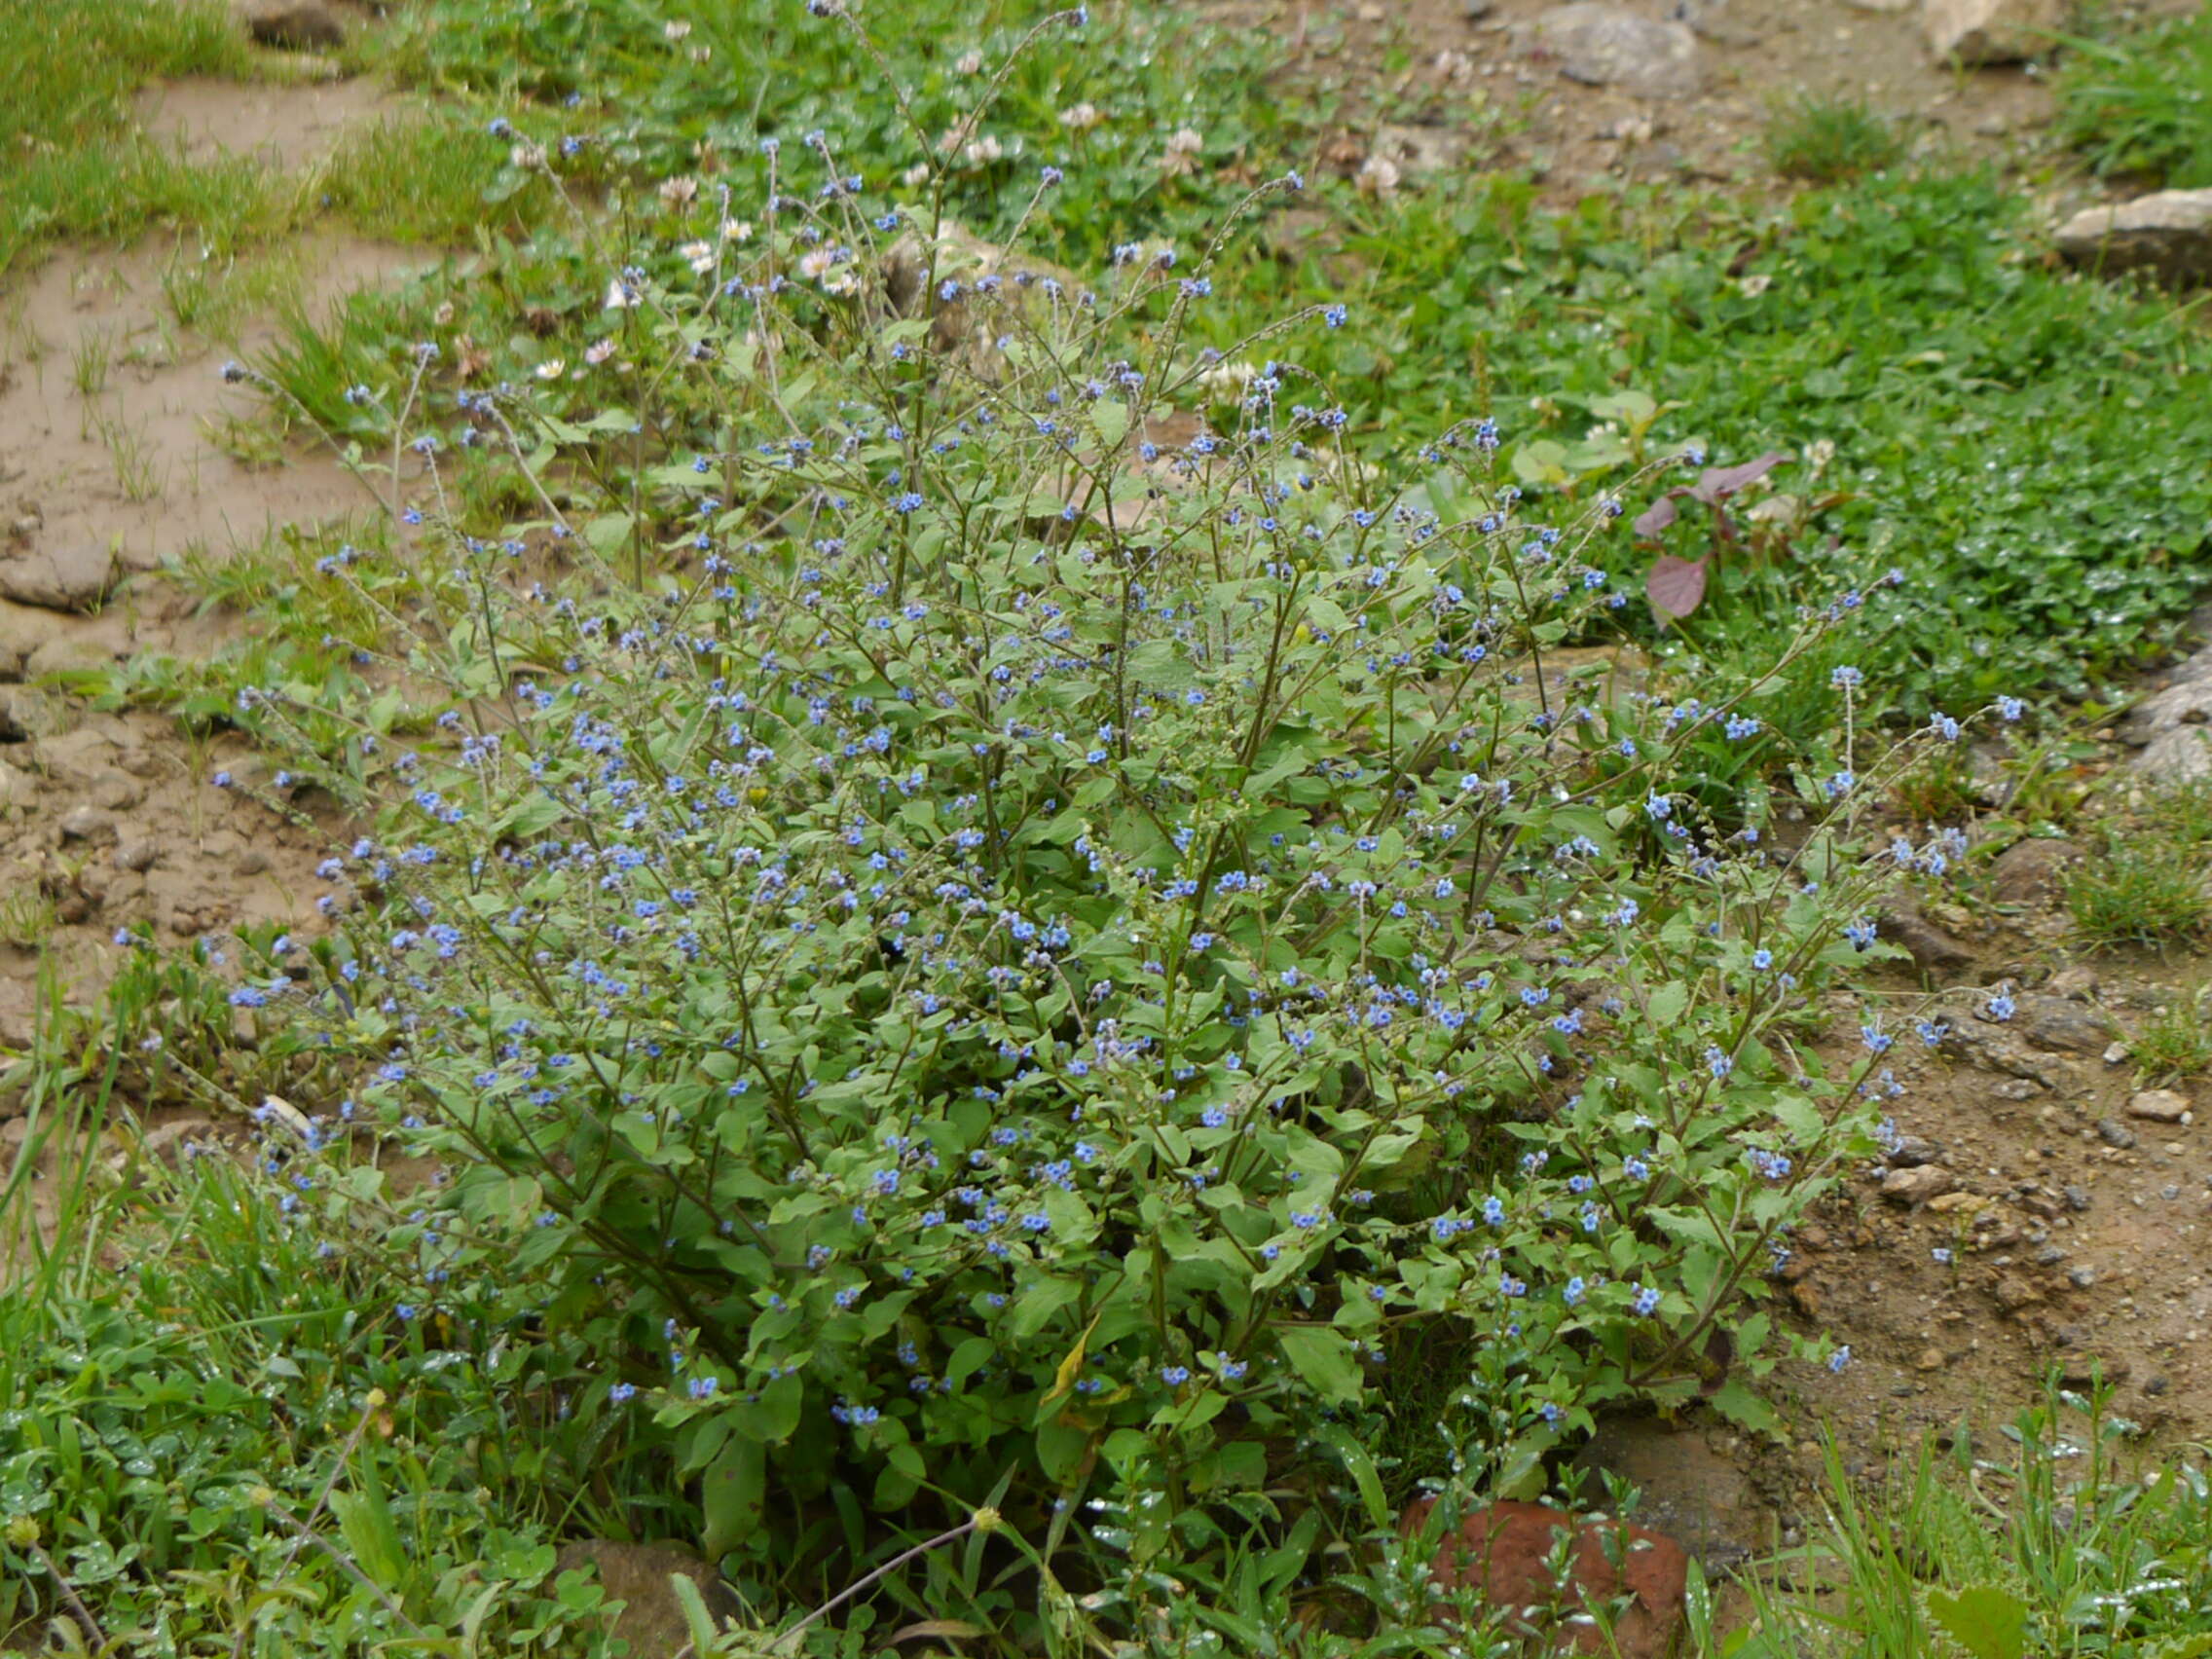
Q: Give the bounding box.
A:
[2056,190,2212,287]
[1923,0,2061,64]
[553,1541,741,1658]
[1403,1498,1688,1658]
[1531,6,1704,96]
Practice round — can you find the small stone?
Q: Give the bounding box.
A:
[1923,0,2061,63]
[1881,903,1973,973]
[1915,1347,1944,1371]
[1926,1191,1985,1214]
[2068,1266,2098,1288]
[1993,1273,2043,1311]
[2034,1244,2067,1265]
[2064,1184,2092,1211]
[1886,1135,1942,1168]
[1464,0,1496,17]
[2096,1120,2137,1150]
[113,839,160,873]
[1989,837,2083,904]
[2128,1088,2190,1124]
[91,770,143,812]
[2019,995,2110,1054]
[240,0,347,50]
[2055,189,2212,287]
[2059,1352,2128,1385]
[237,849,271,876]
[2046,965,2099,1001]
[1881,1164,1954,1206]
[58,806,117,843]
[0,544,121,614]
[1993,1079,2041,1101]
[2104,1042,2131,1066]
[1531,4,1705,97]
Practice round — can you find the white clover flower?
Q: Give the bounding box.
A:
[1057,101,1102,132]
[585,339,617,364]
[659,175,699,209]
[510,141,546,169]
[955,48,983,73]
[664,18,691,38]
[902,161,932,188]
[961,134,1004,166]
[1161,127,1203,177]
[1355,154,1401,200]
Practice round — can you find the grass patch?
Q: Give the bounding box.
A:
[0,0,286,275]
[314,111,532,244]
[2134,986,2212,1086]
[1764,97,1907,184]
[2057,1,2212,186]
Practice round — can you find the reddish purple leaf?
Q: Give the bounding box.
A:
[1645,555,1709,619]
[1690,450,1789,504]
[1631,496,1679,538]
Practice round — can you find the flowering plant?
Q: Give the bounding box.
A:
[231,21,1962,1586]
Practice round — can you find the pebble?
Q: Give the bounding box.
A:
[237,849,270,876]
[58,805,117,842]
[2064,1185,2093,1211]
[1886,1135,1942,1168]
[2128,1088,2191,1124]
[2097,1119,2138,1150]
[113,839,160,873]
[2068,1267,2098,1288]
[2104,1042,2131,1066]
[1881,1164,1953,1206]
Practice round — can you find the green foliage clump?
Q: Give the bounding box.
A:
[1763,97,1906,184]
[2057,3,2212,187]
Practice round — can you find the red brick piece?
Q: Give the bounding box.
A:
[1399,1498,1688,1658]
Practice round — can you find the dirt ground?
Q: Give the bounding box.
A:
[3,0,2210,1584]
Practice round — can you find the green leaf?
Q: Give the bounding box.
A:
[1276,1326,1362,1403]
[700,1438,766,1563]
[1312,1424,1389,1528]
[1926,1584,2028,1659]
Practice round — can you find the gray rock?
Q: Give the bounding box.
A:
[1532,5,1704,96]
[553,1541,741,1659]
[0,544,120,614]
[2056,189,2212,288]
[2019,995,2110,1054]
[1881,903,1973,973]
[1923,0,2061,63]
[2096,1119,2137,1150]
[2128,1088,2191,1124]
[2068,1266,2098,1288]
[113,839,162,873]
[2046,965,2100,1001]
[91,770,143,813]
[1989,837,2083,904]
[2063,1184,2092,1211]
[58,806,117,843]
[240,0,347,50]
[1886,1134,1943,1168]
[2119,606,2212,782]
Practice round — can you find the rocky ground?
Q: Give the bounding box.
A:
[6,0,2212,1636]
